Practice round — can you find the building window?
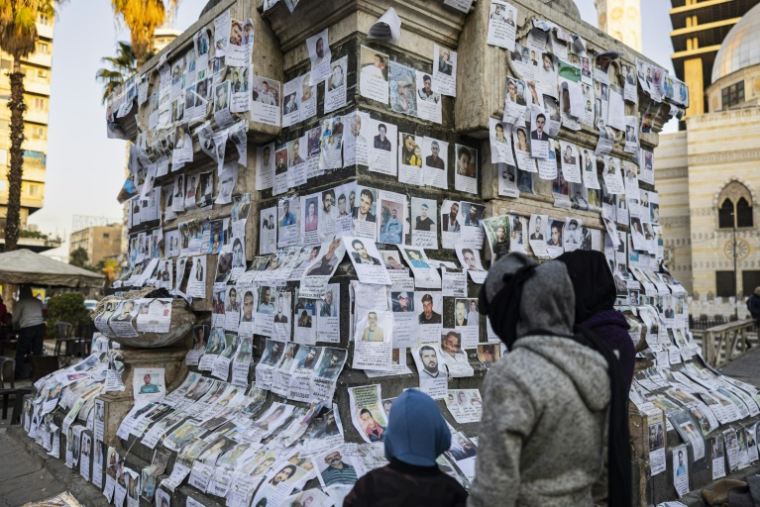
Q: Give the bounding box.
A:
[737,197,753,227]
[743,271,760,298]
[28,184,40,197]
[717,181,754,229]
[0,59,11,70]
[33,98,46,110]
[38,13,49,25]
[31,126,46,140]
[37,69,48,80]
[721,81,745,109]
[37,42,49,55]
[716,271,736,298]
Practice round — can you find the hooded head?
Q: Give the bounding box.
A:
[556,250,616,324]
[481,252,575,348]
[384,389,450,467]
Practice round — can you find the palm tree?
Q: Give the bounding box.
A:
[110,0,180,68]
[0,0,58,252]
[96,41,137,103]
[97,258,121,289]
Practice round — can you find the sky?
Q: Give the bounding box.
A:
[31,0,676,259]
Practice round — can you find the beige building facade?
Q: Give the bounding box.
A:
[594,0,642,51]
[69,224,123,266]
[0,13,54,241]
[656,4,760,302]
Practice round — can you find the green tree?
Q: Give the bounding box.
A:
[0,0,60,251]
[95,40,138,103]
[46,293,92,336]
[69,247,89,268]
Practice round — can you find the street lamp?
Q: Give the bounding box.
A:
[732,210,739,321]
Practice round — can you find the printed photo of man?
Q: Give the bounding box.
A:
[426,140,445,169]
[415,203,435,231]
[352,189,377,222]
[360,311,385,342]
[418,346,441,378]
[419,294,442,325]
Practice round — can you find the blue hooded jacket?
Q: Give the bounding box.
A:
[384,389,451,467]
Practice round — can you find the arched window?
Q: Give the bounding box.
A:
[737,197,753,227]
[719,199,734,228]
[717,182,754,229]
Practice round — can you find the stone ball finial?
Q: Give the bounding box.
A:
[536,0,581,20]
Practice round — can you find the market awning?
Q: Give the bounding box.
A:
[0,249,105,288]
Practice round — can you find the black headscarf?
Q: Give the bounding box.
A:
[478,263,537,351]
[480,253,632,507]
[556,250,616,324]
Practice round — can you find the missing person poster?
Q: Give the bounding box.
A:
[454,145,478,194]
[423,137,448,189]
[306,29,331,85]
[672,444,689,498]
[433,45,457,97]
[250,76,281,126]
[486,0,517,50]
[352,309,394,371]
[316,284,340,344]
[528,214,549,258]
[445,389,483,424]
[411,197,437,249]
[412,344,448,399]
[348,384,388,445]
[399,246,442,289]
[360,46,389,104]
[300,237,345,299]
[368,119,397,177]
[132,368,166,409]
[344,237,392,285]
[325,56,348,113]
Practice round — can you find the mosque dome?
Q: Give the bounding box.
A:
[711,3,760,82]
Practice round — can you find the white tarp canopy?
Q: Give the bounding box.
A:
[0,249,105,287]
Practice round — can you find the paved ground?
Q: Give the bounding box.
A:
[0,428,69,506]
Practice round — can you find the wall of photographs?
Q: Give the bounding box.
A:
[20,1,760,506]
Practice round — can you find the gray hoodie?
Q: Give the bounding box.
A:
[468,258,610,507]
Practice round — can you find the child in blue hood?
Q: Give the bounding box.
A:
[343,389,467,507]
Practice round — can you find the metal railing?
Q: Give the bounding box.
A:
[701,318,759,367]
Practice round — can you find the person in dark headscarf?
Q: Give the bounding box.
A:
[469,252,631,507]
[556,250,634,389]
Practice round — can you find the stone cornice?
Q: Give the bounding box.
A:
[655,167,688,179]
[688,149,760,167]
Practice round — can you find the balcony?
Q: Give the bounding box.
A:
[25,79,51,96]
[21,138,48,153]
[24,109,50,125]
[36,23,54,40]
[22,167,46,183]
[22,52,52,69]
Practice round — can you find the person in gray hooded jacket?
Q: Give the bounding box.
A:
[468,252,631,507]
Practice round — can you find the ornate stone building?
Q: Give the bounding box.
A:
[594,0,642,51]
[656,4,760,303]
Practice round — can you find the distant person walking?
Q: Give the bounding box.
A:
[748,287,760,321]
[469,253,631,507]
[13,285,45,380]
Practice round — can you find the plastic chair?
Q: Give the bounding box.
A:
[76,323,96,357]
[53,321,76,356]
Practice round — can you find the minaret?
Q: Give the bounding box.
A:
[593,0,642,52]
